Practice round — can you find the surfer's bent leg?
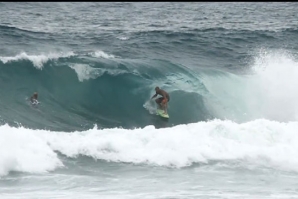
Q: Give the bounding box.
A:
[161,98,168,114]
[155,97,164,109]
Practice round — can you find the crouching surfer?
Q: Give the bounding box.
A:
[151,87,170,114]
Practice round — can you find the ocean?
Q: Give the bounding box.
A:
[1,2,298,199]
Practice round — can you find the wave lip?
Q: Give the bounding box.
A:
[0,51,75,68]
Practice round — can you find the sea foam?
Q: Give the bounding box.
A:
[1,119,298,176]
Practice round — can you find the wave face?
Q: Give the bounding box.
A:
[1,47,298,130]
[0,51,211,130]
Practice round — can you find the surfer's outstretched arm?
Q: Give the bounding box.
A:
[151,93,157,99]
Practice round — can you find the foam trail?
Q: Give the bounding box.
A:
[143,99,157,114]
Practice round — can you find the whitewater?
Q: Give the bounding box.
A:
[2,118,298,175]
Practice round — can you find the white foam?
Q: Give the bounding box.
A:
[249,49,298,121]
[89,50,115,59]
[69,64,102,82]
[117,36,129,41]
[69,64,128,82]
[0,124,63,176]
[201,49,298,123]
[143,99,157,114]
[0,52,75,69]
[1,119,298,176]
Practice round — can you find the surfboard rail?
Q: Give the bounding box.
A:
[156,109,169,118]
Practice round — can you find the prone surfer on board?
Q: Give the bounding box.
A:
[151,87,170,114]
[30,92,38,104]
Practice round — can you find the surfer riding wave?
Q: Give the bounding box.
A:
[151,86,170,114]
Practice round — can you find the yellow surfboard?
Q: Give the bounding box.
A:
[156,109,169,119]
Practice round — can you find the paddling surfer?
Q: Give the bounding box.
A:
[30,92,38,104]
